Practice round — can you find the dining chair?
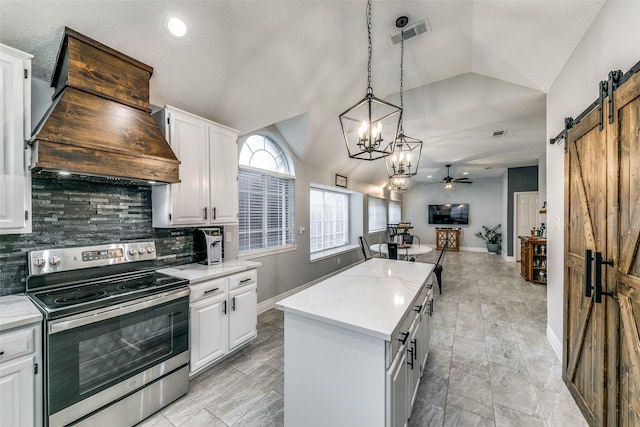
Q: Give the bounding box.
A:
[386,242,399,260]
[403,234,421,245]
[434,240,449,293]
[358,236,373,261]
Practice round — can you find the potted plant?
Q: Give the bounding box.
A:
[475,224,502,254]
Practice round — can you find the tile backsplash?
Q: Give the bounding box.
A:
[0,177,202,295]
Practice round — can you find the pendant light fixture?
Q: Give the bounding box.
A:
[339,0,402,161]
[389,176,409,192]
[386,16,423,180]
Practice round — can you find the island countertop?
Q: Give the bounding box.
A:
[276,258,435,341]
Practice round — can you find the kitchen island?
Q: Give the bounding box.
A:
[276,258,436,427]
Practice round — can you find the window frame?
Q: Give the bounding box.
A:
[368,196,388,233]
[237,135,296,258]
[310,187,350,254]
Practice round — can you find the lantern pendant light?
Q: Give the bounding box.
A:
[339,0,402,161]
[386,16,423,181]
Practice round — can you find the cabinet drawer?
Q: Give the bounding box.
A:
[0,325,36,363]
[229,269,257,290]
[190,277,227,302]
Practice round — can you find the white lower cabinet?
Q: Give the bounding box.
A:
[0,321,42,427]
[188,269,258,377]
[386,343,409,427]
[229,283,257,350]
[190,291,228,373]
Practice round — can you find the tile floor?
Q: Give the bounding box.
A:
[139,251,587,427]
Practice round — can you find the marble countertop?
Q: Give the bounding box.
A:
[276,258,435,341]
[158,260,261,284]
[0,294,42,331]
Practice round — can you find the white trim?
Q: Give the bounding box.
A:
[501,252,516,262]
[546,324,562,361]
[257,261,364,314]
[310,244,360,263]
[513,191,539,261]
[239,164,295,180]
[238,244,298,260]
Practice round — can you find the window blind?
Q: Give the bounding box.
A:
[368,197,387,232]
[238,168,295,252]
[389,200,402,224]
[310,188,349,253]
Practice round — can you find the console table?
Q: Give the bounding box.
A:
[436,228,459,251]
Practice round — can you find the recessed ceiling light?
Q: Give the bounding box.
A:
[427,175,432,178]
[167,17,187,38]
[462,172,468,175]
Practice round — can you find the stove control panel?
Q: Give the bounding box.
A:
[28,241,157,275]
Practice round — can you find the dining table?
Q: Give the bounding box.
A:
[369,243,434,259]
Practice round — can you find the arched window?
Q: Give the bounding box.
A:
[239,135,293,175]
[238,135,295,253]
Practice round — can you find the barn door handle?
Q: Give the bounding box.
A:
[583,249,593,298]
[594,251,614,304]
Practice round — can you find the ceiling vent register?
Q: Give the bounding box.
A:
[390,19,430,45]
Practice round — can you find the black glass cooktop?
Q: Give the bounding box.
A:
[28,271,188,319]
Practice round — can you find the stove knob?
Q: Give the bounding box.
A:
[128,249,138,256]
[33,258,46,269]
[138,247,147,254]
[146,246,155,254]
[48,256,61,267]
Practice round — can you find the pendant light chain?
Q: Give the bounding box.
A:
[399,27,405,134]
[366,0,373,96]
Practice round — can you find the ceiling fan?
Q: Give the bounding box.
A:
[442,164,473,189]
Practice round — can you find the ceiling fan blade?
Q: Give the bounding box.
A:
[458,181,473,184]
[453,177,470,181]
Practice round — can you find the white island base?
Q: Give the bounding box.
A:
[276,259,435,427]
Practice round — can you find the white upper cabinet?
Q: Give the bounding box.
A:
[209,125,238,224]
[0,44,32,235]
[152,106,239,228]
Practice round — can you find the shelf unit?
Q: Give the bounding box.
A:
[519,236,547,284]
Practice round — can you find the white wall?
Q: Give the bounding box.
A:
[403,178,503,251]
[545,0,640,357]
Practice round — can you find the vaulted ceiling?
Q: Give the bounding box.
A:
[0,0,605,187]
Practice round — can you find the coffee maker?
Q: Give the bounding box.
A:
[200,228,223,265]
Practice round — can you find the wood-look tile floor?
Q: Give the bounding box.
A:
[139,252,587,427]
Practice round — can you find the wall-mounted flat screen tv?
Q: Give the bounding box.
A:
[428,203,469,225]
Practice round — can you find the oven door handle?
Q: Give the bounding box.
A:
[49,288,190,334]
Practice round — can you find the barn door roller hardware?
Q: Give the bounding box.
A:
[550,59,640,145]
[598,70,623,130]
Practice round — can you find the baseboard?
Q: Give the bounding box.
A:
[546,325,562,361]
[257,261,364,314]
[501,252,515,262]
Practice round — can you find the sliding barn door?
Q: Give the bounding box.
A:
[612,70,640,427]
[563,106,610,426]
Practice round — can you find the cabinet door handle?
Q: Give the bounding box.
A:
[203,207,208,220]
[407,345,415,369]
[429,299,434,316]
[413,304,423,313]
[397,332,409,345]
[583,249,593,298]
[213,207,217,220]
[223,300,227,315]
[239,278,252,284]
[204,288,219,295]
[232,297,236,311]
[412,339,417,361]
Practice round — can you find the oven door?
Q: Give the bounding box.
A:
[46,288,189,426]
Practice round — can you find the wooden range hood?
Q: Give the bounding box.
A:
[30,28,180,184]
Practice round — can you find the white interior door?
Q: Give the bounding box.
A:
[514,192,539,261]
